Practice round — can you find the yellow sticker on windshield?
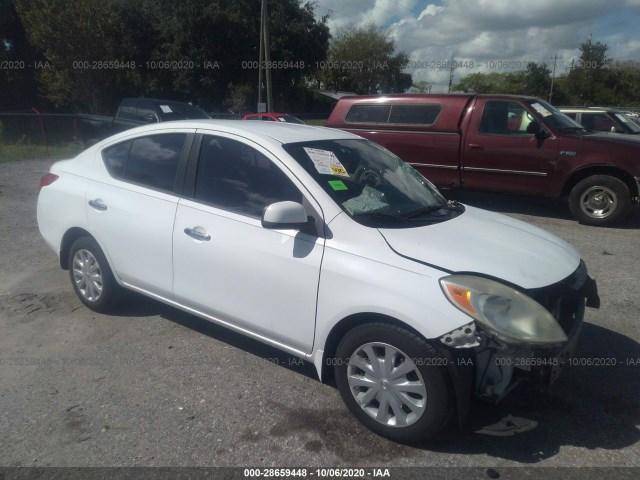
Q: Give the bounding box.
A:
[330,165,348,176]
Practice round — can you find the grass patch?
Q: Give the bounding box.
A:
[0,143,83,163]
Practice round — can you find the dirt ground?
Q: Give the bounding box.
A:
[0,159,638,471]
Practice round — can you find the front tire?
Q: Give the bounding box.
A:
[568,175,631,226]
[68,236,121,312]
[334,323,452,443]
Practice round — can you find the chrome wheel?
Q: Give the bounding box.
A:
[72,249,103,302]
[580,186,617,219]
[347,342,427,428]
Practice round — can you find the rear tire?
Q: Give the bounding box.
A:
[68,236,121,312]
[334,323,452,443]
[568,175,631,226]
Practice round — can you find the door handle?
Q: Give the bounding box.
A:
[184,227,211,241]
[468,143,484,151]
[88,199,107,211]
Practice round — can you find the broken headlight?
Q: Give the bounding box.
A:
[440,275,567,346]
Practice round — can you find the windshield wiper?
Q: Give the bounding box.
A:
[401,205,446,219]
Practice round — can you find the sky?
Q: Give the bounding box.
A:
[313,0,640,92]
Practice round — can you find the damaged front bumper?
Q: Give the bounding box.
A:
[436,260,599,407]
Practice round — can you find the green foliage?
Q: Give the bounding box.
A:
[453,71,526,94]
[454,39,640,107]
[12,0,330,113]
[319,23,412,94]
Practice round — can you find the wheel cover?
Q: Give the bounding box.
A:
[72,249,103,302]
[580,186,617,219]
[347,342,427,428]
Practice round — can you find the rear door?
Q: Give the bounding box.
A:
[87,131,193,297]
[461,99,558,195]
[172,133,324,353]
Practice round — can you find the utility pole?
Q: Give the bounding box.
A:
[548,54,558,103]
[263,0,273,112]
[258,0,272,112]
[447,55,455,93]
[257,0,265,109]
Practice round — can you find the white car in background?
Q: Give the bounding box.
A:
[37,120,599,442]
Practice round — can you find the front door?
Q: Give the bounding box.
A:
[172,134,324,353]
[462,99,558,195]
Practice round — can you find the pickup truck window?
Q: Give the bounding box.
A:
[345,104,441,126]
[479,101,534,135]
[388,104,441,125]
[346,105,391,124]
[524,99,585,132]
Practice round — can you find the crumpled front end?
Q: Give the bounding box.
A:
[437,260,599,403]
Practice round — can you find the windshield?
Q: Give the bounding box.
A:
[615,112,640,133]
[526,99,586,132]
[158,102,211,121]
[283,139,460,227]
[278,115,305,124]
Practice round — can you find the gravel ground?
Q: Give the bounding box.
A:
[0,159,638,471]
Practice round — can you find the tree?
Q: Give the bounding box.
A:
[523,62,551,98]
[14,0,330,112]
[564,38,613,105]
[320,24,412,94]
[15,0,134,112]
[0,0,41,110]
[453,71,523,94]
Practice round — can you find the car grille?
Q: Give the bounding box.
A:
[527,261,589,337]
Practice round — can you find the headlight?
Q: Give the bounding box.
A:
[440,275,567,345]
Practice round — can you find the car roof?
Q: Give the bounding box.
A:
[559,107,617,113]
[98,119,358,146]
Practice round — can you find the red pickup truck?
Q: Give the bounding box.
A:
[326,94,640,226]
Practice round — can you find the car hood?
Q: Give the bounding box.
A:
[580,131,640,146]
[378,206,580,290]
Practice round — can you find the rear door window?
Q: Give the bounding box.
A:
[123,134,187,192]
[102,140,131,179]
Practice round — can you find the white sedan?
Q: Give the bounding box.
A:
[37,120,599,442]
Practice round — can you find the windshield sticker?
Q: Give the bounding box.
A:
[615,113,629,123]
[278,117,287,122]
[304,147,349,177]
[530,103,552,117]
[159,105,173,113]
[328,180,348,191]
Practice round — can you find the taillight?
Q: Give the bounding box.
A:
[39,173,59,190]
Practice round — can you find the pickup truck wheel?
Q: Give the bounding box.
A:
[569,175,631,226]
[334,323,452,443]
[68,237,121,312]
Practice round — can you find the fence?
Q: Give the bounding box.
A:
[0,112,80,162]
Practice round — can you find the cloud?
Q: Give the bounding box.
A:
[315,0,640,92]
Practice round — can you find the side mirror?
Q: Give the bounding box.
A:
[142,113,157,123]
[262,201,308,229]
[527,120,550,140]
[611,126,623,133]
[535,128,551,140]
